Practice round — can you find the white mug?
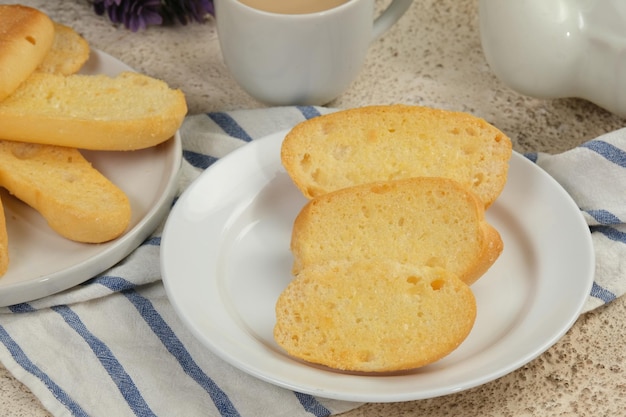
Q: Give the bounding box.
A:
[215,0,413,106]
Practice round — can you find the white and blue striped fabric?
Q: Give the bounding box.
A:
[526,128,626,311]
[0,106,624,417]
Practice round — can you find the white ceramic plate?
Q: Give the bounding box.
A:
[0,50,181,307]
[161,130,594,402]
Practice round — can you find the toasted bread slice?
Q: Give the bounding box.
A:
[0,4,55,101]
[0,71,187,150]
[281,104,512,208]
[290,177,502,285]
[0,140,131,243]
[274,260,476,372]
[0,198,8,276]
[37,22,90,75]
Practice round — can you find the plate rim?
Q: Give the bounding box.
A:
[161,129,595,402]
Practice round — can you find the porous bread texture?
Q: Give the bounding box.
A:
[274,260,477,372]
[0,4,55,101]
[281,104,512,208]
[37,22,89,75]
[290,177,503,286]
[0,140,131,243]
[0,71,187,150]
[0,199,8,276]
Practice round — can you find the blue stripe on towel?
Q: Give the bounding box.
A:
[590,282,617,304]
[524,152,538,163]
[0,325,89,417]
[592,225,626,244]
[581,140,626,168]
[143,236,161,246]
[52,305,157,417]
[8,302,36,314]
[90,275,137,292]
[294,392,331,417]
[296,106,322,120]
[183,149,218,170]
[207,112,253,142]
[587,209,622,225]
[122,289,241,417]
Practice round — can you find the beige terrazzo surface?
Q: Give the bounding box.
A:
[0,0,625,416]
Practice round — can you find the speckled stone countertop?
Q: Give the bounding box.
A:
[1,0,626,416]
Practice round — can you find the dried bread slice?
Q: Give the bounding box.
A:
[290,177,502,285]
[281,104,512,208]
[37,22,90,75]
[274,260,476,372]
[0,4,55,101]
[0,71,187,150]
[0,199,8,276]
[0,140,131,243]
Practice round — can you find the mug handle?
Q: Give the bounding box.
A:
[372,0,414,41]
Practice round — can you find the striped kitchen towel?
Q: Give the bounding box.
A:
[0,106,624,417]
[526,128,626,311]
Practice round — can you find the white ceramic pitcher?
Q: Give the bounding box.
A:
[479,0,626,117]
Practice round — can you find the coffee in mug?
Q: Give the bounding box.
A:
[238,0,350,14]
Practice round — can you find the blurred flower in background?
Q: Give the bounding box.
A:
[92,0,214,31]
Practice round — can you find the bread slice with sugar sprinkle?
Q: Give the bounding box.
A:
[281,104,512,208]
[0,140,131,243]
[290,176,502,286]
[0,71,187,151]
[274,260,477,372]
[37,22,90,75]
[0,4,55,101]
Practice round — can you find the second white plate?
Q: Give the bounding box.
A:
[161,130,594,402]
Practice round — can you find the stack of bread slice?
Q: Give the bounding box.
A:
[274,105,512,372]
[0,5,187,276]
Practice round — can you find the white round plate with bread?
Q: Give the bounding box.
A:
[0,50,181,307]
[161,130,594,402]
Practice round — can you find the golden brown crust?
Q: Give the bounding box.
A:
[274,261,476,372]
[0,140,131,243]
[0,72,187,150]
[37,22,90,75]
[0,5,55,101]
[0,197,8,276]
[281,104,512,208]
[290,177,503,285]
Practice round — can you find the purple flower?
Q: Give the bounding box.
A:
[161,0,214,25]
[93,0,214,32]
